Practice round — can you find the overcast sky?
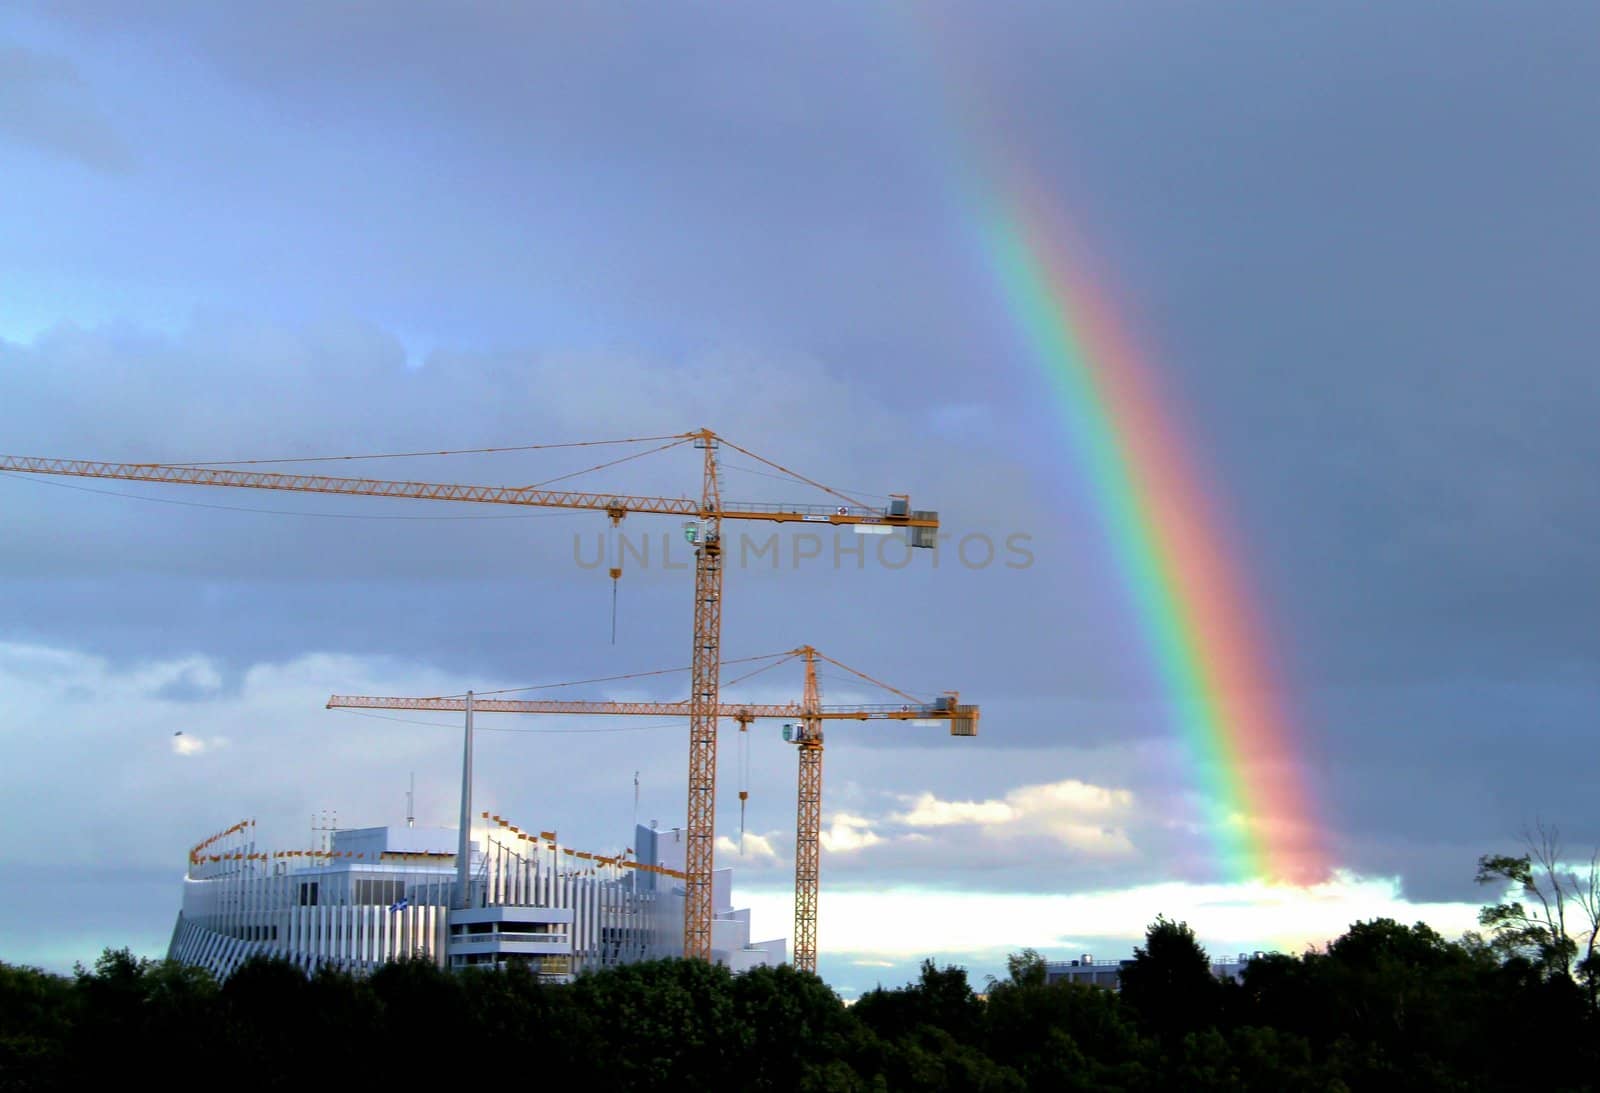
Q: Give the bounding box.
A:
[2,1,1596,992]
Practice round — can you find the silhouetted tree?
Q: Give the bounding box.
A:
[66,949,154,1082]
[998,948,1047,990]
[567,957,741,1090]
[853,959,984,1045]
[0,962,72,1090]
[9,894,1600,1093]
[221,956,319,1085]
[1117,916,1220,1046]
[368,954,467,1076]
[1477,822,1600,1004]
[729,964,864,1092]
[982,951,1148,1092]
[1229,952,1320,1038]
[456,960,581,1068]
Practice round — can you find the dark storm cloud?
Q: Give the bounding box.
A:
[0,318,1044,686]
[0,44,132,172]
[20,0,1594,685]
[11,1,1012,408]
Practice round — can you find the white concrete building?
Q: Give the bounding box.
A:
[634,823,786,971]
[169,818,782,981]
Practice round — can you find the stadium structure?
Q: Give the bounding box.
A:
[169,817,783,982]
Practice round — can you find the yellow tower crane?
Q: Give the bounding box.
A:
[1,431,939,962]
[325,645,978,972]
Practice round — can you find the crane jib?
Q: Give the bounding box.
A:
[0,455,937,528]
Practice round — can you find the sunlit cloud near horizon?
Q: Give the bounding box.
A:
[741,873,1486,984]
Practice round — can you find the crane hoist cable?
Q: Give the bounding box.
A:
[726,651,799,854]
[608,515,622,644]
[738,718,750,854]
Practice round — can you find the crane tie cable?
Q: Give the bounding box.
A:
[437,650,796,699]
[809,648,930,705]
[521,436,692,489]
[156,433,694,467]
[336,710,683,733]
[716,434,874,511]
[723,651,802,688]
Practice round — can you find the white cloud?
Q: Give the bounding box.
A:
[716,831,783,865]
[0,641,693,877]
[891,778,1136,856]
[1006,780,1133,816]
[1039,823,1136,856]
[170,732,226,756]
[896,793,1015,827]
[821,813,882,853]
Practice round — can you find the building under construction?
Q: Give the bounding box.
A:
[169,819,783,982]
[1,432,945,967]
[3,432,965,971]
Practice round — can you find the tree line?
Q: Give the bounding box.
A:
[2,841,1597,1091]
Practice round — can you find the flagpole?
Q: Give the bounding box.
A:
[456,690,474,910]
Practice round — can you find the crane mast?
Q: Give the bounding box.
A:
[794,648,824,972]
[685,434,724,961]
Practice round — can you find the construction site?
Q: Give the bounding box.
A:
[1,429,979,980]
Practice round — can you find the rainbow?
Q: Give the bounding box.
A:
[989,179,1325,883]
[908,11,1328,885]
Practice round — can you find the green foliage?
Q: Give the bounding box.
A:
[730,964,863,1092]
[853,959,984,1045]
[1477,852,1580,974]
[568,956,744,1090]
[1118,915,1221,1045]
[1225,1026,1332,1093]
[0,962,73,1091]
[999,948,1047,990]
[1319,920,1487,1073]
[1475,825,1600,1008]
[6,882,1600,1093]
[853,960,1030,1091]
[982,971,1148,1091]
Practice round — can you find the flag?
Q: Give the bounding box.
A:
[389,896,409,913]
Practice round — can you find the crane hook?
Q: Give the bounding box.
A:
[607,512,624,644]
